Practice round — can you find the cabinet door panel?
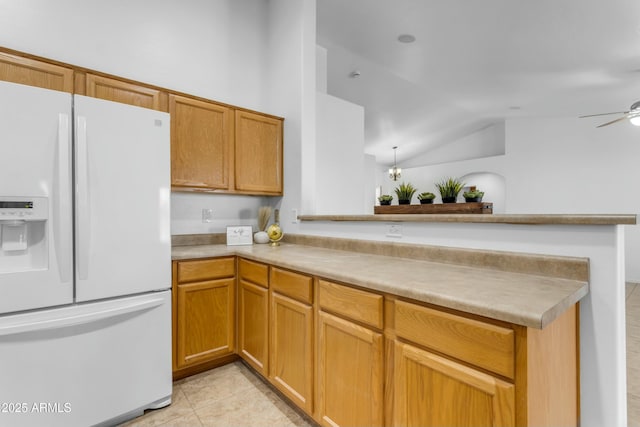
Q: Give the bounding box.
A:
[171,95,232,190]
[270,292,313,413]
[238,258,269,288]
[85,74,164,110]
[318,311,383,427]
[394,341,515,427]
[235,110,283,194]
[176,278,235,369]
[239,279,269,375]
[0,51,73,92]
[177,257,235,283]
[395,300,514,378]
[270,267,313,304]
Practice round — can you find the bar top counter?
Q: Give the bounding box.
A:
[297,213,636,225]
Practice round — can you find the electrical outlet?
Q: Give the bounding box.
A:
[202,208,213,223]
[292,208,299,224]
[386,223,402,238]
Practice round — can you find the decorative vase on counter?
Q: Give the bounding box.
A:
[254,231,269,244]
[254,206,272,244]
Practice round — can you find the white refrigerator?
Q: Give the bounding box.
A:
[0,80,172,427]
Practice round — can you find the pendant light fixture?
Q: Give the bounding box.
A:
[388,146,402,181]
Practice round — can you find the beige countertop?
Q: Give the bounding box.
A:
[298,213,637,225]
[172,243,588,329]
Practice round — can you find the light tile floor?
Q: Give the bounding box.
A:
[120,362,313,427]
[123,284,640,427]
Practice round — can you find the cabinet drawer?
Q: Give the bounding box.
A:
[270,267,313,304]
[318,280,383,329]
[238,258,269,288]
[395,300,515,379]
[177,257,235,283]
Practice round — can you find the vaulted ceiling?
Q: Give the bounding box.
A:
[317,0,640,166]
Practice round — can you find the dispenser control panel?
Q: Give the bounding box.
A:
[0,197,48,220]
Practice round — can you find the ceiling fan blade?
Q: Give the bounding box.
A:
[579,111,628,118]
[597,115,629,128]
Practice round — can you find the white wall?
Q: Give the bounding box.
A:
[265,0,317,229]
[0,0,271,111]
[316,92,366,214]
[316,45,328,93]
[0,0,285,235]
[503,118,640,280]
[403,122,506,168]
[387,116,640,281]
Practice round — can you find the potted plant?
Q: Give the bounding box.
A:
[435,177,465,203]
[394,182,417,205]
[463,189,485,203]
[378,194,393,205]
[417,192,436,204]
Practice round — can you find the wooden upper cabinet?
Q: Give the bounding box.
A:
[83,73,166,111]
[235,110,283,195]
[170,94,232,190]
[0,51,73,92]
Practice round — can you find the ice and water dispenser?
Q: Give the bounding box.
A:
[0,196,48,273]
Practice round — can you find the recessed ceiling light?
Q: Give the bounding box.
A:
[397,34,416,43]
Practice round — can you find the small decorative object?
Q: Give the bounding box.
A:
[394,182,417,205]
[463,186,485,203]
[254,206,272,244]
[435,177,465,203]
[417,192,436,204]
[378,194,393,205]
[226,226,253,246]
[266,209,283,246]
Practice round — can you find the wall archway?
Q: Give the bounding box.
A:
[459,172,506,213]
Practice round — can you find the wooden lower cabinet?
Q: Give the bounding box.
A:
[170,258,577,427]
[317,311,384,427]
[270,291,314,414]
[238,278,269,375]
[172,258,236,377]
[175,278,235,369]
[393,341,515,427]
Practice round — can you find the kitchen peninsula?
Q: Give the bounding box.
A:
[172,213,634,426]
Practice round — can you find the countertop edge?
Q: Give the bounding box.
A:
[171,243,588,330]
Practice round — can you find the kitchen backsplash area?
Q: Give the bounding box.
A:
[171,192,274,235]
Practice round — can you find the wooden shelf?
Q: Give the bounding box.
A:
[374,202,492,215]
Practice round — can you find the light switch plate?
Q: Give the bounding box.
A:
[226,226,253,246]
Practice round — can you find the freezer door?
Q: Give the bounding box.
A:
[0,291,172,427]
[74,96,170,302]
[0,81,73,314]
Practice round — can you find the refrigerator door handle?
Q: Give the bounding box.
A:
[76,115,90,280]
[54,113,72,283]
[0,296,165,336]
